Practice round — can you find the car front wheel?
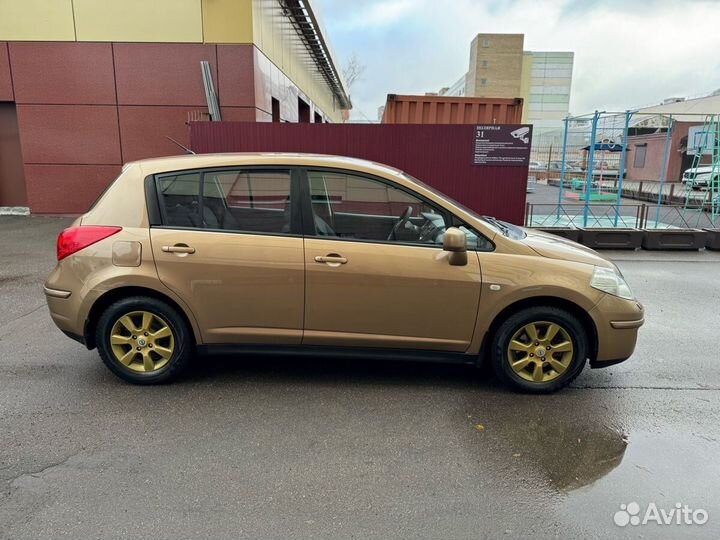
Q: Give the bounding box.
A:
[491,306,588,393]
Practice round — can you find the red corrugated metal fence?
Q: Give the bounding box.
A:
[189,122,529,224]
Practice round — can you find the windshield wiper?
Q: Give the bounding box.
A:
[482,216,510,236]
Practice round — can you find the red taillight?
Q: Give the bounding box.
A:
[57,226,122,261]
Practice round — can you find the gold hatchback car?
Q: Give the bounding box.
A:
[45,153,643,393]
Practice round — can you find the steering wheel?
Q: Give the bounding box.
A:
[387,206,414,241]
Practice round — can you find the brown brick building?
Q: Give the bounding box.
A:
[0,0,350,214]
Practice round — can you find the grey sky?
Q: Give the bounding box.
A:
[314,0,720,121]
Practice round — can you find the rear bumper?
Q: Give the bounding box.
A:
[45,289,79,335]
[44,272,85,339]
[61,330,86,345]
[44,286,72,299]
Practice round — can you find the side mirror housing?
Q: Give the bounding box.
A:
[443,227,468,266]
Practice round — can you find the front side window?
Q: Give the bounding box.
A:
[307,170,449,246]
[157,169,293,234]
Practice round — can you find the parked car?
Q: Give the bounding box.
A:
[682,166,719,190]
[45,154,644,393]
[547,161,583,173]
[528,160,546,171]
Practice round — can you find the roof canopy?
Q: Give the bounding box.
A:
[283,0,352,109]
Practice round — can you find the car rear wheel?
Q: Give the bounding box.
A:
[491,306,587,393]
[96,296,193,384]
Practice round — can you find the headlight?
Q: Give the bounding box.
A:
[591,267,634,300]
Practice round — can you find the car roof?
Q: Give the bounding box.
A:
[130,152,408,179]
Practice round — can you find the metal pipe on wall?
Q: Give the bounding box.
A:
[557,116,570,221]
[614,110,633,227]
[583,111,600,228]
[654,115,674,227]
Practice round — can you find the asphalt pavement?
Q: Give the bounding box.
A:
[1,215,719,539]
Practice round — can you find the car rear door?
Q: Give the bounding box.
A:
[150,167,305,345]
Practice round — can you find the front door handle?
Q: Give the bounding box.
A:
[162,244,195,254]
[314,254,347,265]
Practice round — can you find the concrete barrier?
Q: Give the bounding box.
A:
[704,229,720,251]
[642,229,707,251]
[579,228,643,250]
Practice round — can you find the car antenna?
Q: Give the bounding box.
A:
[165,136,196,155]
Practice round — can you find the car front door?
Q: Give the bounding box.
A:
[150,167,305,344]
[301,169,483,352]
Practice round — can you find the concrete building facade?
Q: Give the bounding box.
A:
[443,33,573,140]
[466,34,525,99]
[0,0,350,213]
[521,51,573,134]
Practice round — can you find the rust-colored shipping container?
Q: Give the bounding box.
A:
[381,94,523,124]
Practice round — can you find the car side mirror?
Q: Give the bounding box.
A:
[443,227,467,266]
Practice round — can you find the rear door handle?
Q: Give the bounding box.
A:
[162,244,195,254]
[314,254,347,265]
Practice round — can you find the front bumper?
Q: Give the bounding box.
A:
[610,318,644,330]
[589,295,644,367]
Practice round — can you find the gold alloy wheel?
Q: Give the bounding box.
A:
[109,311,175,373]
[507,321,574,383]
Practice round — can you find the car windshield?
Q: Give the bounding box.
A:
[400,172,527,239]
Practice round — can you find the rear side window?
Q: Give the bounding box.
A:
[157,169,293,234]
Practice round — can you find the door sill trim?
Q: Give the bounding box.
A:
[196,344,475,365]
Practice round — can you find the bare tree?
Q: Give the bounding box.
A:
[343,53,366,90]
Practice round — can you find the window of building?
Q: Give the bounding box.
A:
[298,97,310,123]
[634,144,647,168]
[271,98,280,122]
[157,169,293,234]
[545,55,574,64]
[314,111,322,123]
[544,69,572,78]
[480,78,487,86]
[482,39,491,47]
[538,102,570,112]
[481,60,488,68]
[529,94,570,104]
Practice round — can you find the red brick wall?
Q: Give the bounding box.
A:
[10,42,116,105]
[3,42,231,212]
[2,40,338,213]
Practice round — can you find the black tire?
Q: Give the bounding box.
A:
[96,296,193,384]
[491,306,587,394]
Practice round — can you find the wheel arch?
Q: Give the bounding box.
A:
[84,286,200,350]
[479,295,598,366]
